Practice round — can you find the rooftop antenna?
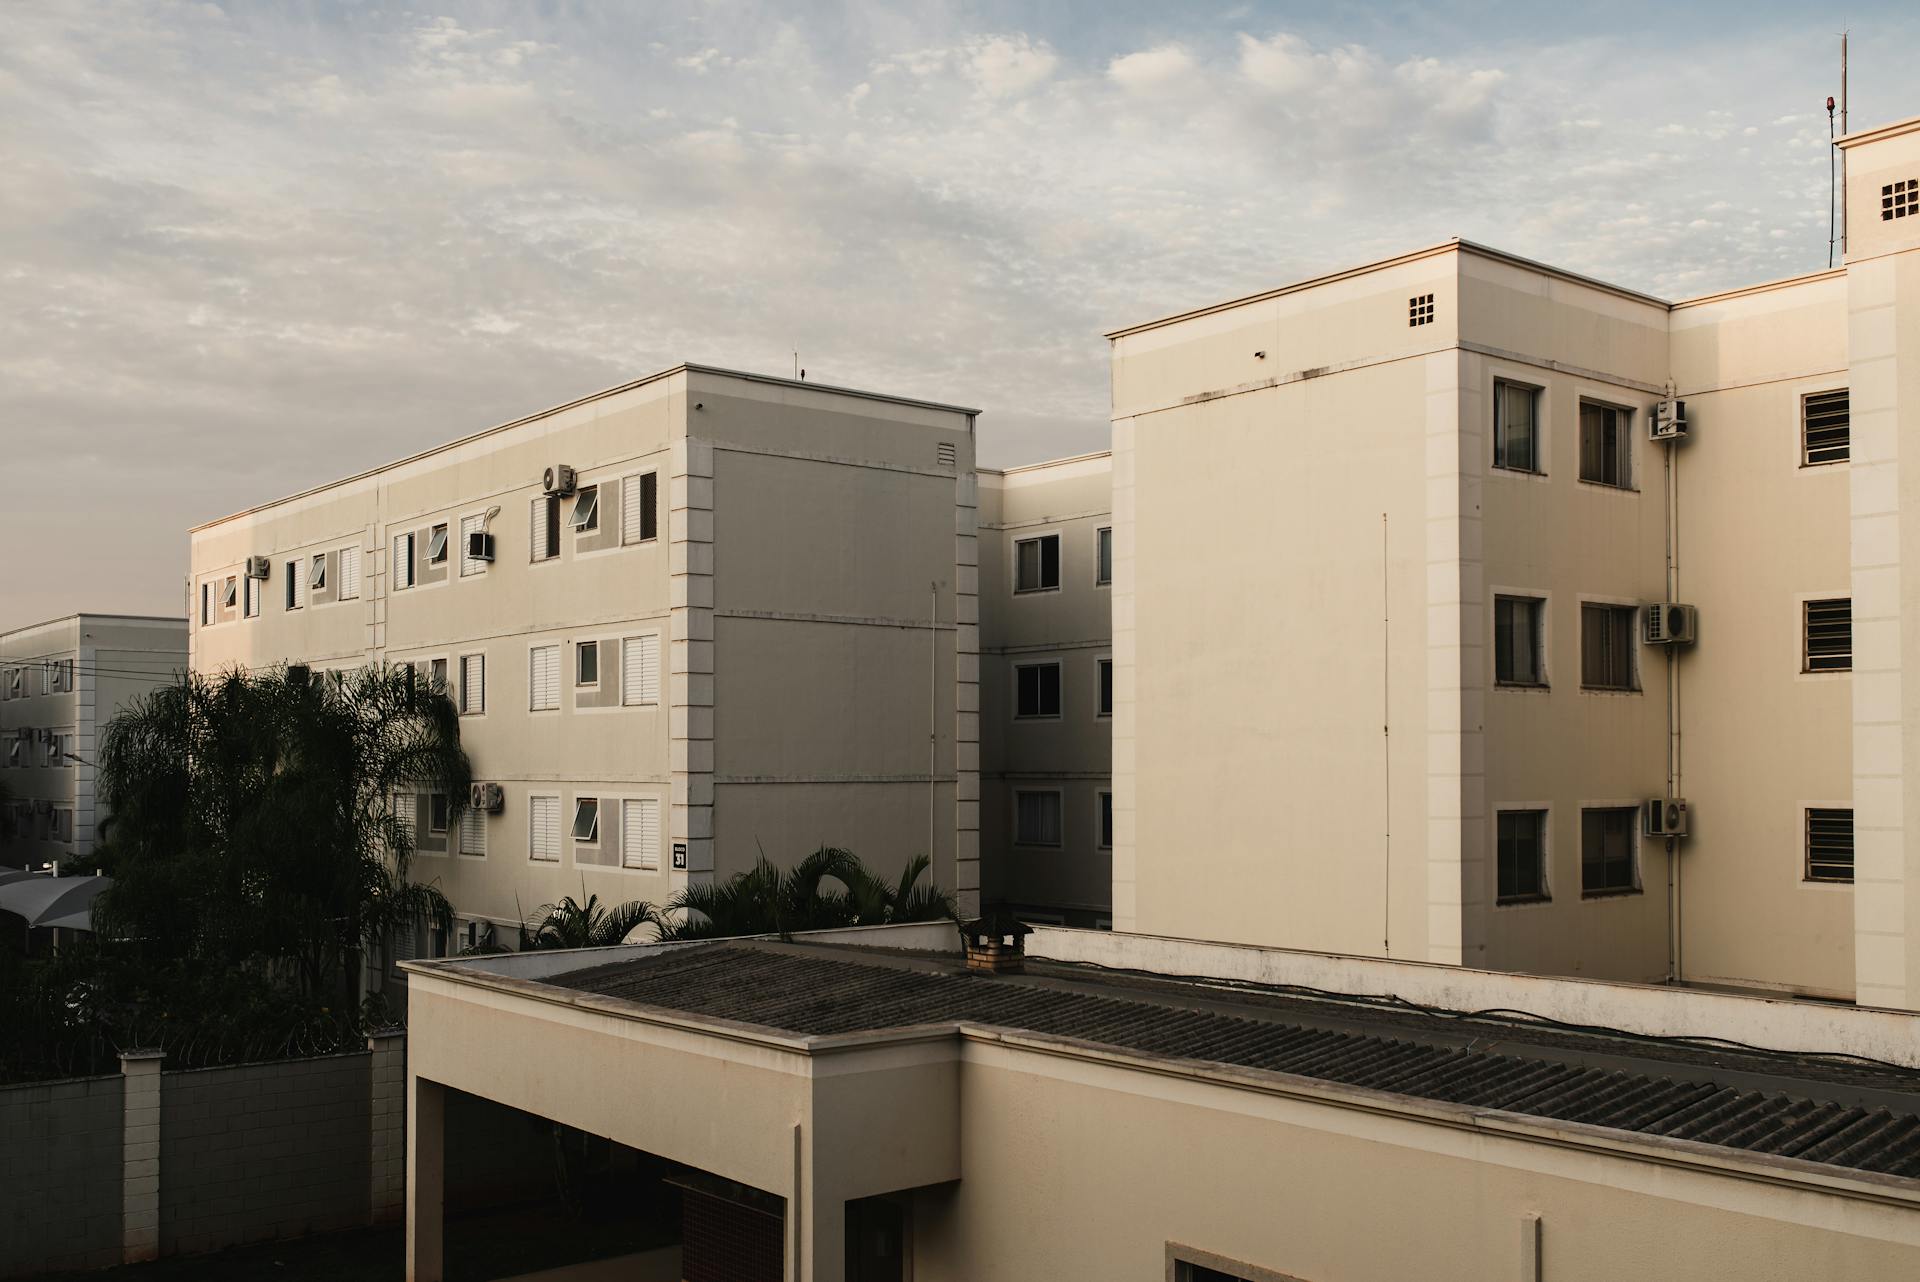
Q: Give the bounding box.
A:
[1828,94,1838,268]
[1839,29,1850,259]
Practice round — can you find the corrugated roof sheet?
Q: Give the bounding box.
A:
[554,942,1920,1180]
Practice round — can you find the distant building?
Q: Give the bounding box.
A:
[187,364,1113,947]
[1108,112,1920,1009]
[0,614,187,867]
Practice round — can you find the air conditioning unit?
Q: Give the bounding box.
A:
[245,556,271,580]
[1644,796,1690,838]
[1644,603,1696,645]
[1650,398,1688,442]
[542,465,577,498]
[466,531,495,563]
[470,782,505,813]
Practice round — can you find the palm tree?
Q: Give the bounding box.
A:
[659,847,957,941]
[522,894,662,950]
[92,663,471,1014]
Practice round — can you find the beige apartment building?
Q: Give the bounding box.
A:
[977,452,1114,926]
[0,614,187,868]
[188,364,1117,941]
[1110,113,1920,1010]
[398,922,1920,1282]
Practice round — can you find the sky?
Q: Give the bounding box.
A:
[4,0,1918,629]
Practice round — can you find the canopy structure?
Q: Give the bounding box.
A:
[0,873,110,931]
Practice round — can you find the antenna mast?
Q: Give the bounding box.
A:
[1839,30,1849,259]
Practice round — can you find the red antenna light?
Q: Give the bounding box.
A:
[1827,95,1836,112]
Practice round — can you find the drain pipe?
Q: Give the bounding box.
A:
[1663,382,1683,985]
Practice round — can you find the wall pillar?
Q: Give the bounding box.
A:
[369,1030,407,1224]
[118,1049,163,1264]
[405,1075,444,1282]
[954,468,981,917]
[671,433,717,887]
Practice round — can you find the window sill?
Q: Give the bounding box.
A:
[1575,478,1639,494]
[1014,714,1063,721]
[1798,459,1850,470]
[1495,895,1552,908]
[1012,843,1064,851]
[1802,665,1853,676]
[621,537,661,548]
[1014,587,1062,597]
[1494,680,1550,692]
[1580,888,1642,900]
[1489,464,1546,479]
[1580,685,1640,695]
[1803,876,1855,886]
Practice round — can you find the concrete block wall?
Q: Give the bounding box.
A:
[0,1072,125,1275]
[159,1051,373,1256]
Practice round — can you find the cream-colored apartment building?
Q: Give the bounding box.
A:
[1111,113,1920,1010]
[1,614,187,868]
[188,364,1116,939]
[977,453,1113,926]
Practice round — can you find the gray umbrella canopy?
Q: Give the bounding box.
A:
[0,874,110,930]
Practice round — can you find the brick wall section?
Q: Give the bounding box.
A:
[681,1189,783,1282]
[0,1073,125,1276]
[159,1052,372,1256]
[368,1031,406,1223]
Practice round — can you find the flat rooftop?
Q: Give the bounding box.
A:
[544,937,1920,1182]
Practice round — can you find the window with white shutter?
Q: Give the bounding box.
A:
[531,496,560,562]
[530,645,560,711]
[529,795,560,863]
[338,545,362,599]
[244,574,260,617]
[393,790,415,847]
[286,560,305,610]
[458,807,486,857]
[622,472,658,544]
[621,799,660,870]
[621,635,660,706]
[459,653,485,714]
[393,533,416,589]
[460,514,486,576]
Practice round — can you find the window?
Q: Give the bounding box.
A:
[1014,789,1063,847]
[622,798,660,870]
[569,485,599,532]
[530,645,560,710]
[623,472,658,544]
[1581,807,1638,895]
[2,669,18,699]
[48,660,72,693]
[1806,808,1854,883]
[572,796,599,843]
[243,573,260,618]
[1578,402,1630,488]
[200,582,210,626]
[1884,178,1919,221]
[1804,598,1851,672]
[1015,534,1060,592]
[392,790,414,847]
[1097,659,1113,717]
[393,533,417,589]
[221,576,238,609]
[458,653,485,714]
[1095,526,1113,586]
[338,545,361,599]
[1098,791,1113,850]
[1580,603,1637,691]
[1496,810,1549,903]
[622,635,660,705]
[1494,596,1545,687]
[1015,662,1061,718]
[429,657,448,691]
[44,731,66,767]
[457,806,486,857]
[1492,380,1539,473]
[576,640,599,687]
[309,553,327,590]
[1408,293,1435,326]
[285,560,304,610]
[7,732,24,767]
[1803,389,1850,466]
[428,793,449,834]
[531,496,560,561]
[459,514,486,576]
[427,523,448,564]
[529,795,560,863]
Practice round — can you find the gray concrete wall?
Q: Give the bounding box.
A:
[0,1072,124,1276]
[158,1052,372,1256]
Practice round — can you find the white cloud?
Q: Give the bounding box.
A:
[1107,45,1197,92]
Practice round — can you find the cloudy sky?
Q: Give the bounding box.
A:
[4,1,1916,629]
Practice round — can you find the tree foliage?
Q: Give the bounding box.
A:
[0,663,477,1078]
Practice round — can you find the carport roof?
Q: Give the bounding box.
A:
[545,939,1920,1182]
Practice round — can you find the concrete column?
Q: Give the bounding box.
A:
[953,470,981,918]
[804,1193,844,1282]
[670,433,716,887]
[368,1030,407,1224]
[405,1075,444,1282]
[118,1049,163,1264]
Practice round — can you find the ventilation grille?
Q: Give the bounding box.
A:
[936,441,957,468]
[1408,294,1435,326]
[1884,179,1918,222]
[1802,389,1850,465]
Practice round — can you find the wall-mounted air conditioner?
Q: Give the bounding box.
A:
[543,465,577,498]
[245,556,272,579]
[470,782,505,813]
[466,531,496,563]
[1644,603,1696,645]
[1644,796,1689,838]
[1650,398,1688,442]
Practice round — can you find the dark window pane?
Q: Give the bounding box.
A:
[1581,604,1636,690]
[1581,808,1638,894]
[1806,808,1854,882]
[640,471,658,541]
[1804,598,1851,672]
[1494,382,1537,472]
[1579,403,1628,487]
[1497,810,1547,902]
[1098,660,1113,716]
[1495,597,1542,686]
[1803,389,1850,465]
